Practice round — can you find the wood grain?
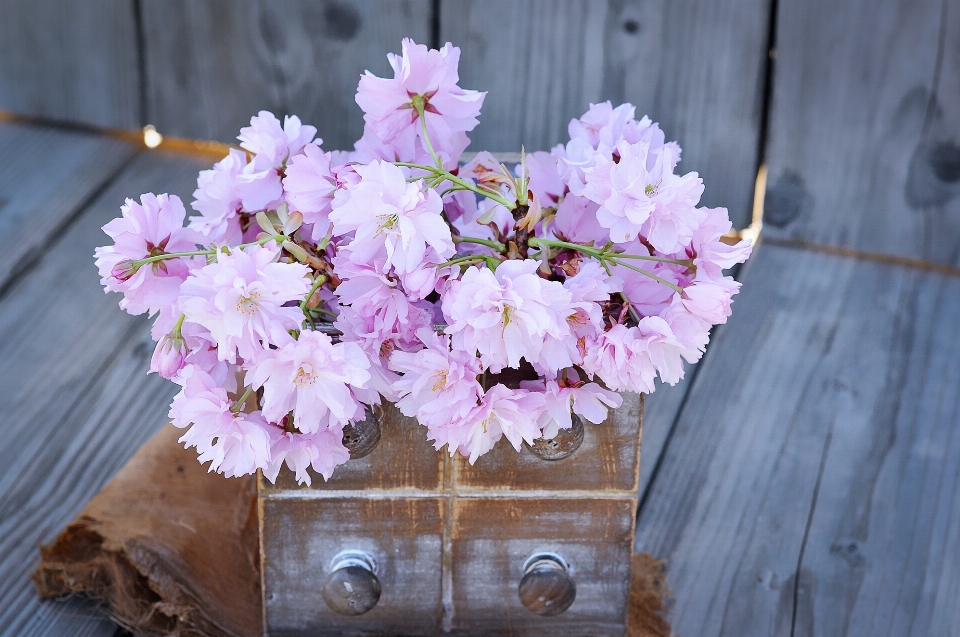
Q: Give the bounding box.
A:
[439,0,771,228]
[0,122,135,291]
[140,0,432,150]
[261,497,444,636]
[262,403,444,493]
[636,242,960,636]
[450,497,635,636]
[452,392,642,494]
[0,0,140,129]
[0,150,206,637]
[763,0,960,265]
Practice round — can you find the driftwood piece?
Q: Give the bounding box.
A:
[33,425,261,637]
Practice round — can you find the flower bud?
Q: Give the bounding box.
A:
[111,259,140,282]
[151,333,188,379]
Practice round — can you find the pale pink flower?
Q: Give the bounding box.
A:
[568,101,638,151]
[178,243,310,363]
[634,316,686,386]
[537,262,620,371]
[263,428,351,485]
[329,160,454,274]
[582,324,655,393]
[454,384,545,463]
[283,143,338,240]
[190,149,246,244]
[688,207,753,275]
[390,328,483,429]
[95,193,201,316]
[442,260,573,372]
[355,39,485,167]
[551,194,609,245]
[169,366,275,478]
[249,330,371,435]
[238,111,317,169]
[679,275,740,325]
[235,160,284,213]
[538,379,622,439]
[151,331,188,379]
[661,299,712,365]
[519,151,565,205]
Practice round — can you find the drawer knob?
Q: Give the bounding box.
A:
[518,553,576,616]
[322,551,381,616]
[528,414,584,461]
[341,405,382,459]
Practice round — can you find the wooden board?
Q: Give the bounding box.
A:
[0,0,141,129]
[439,0,772,228]
[763,0,960,265]
[0,150,206,637]
[140,0,432,150]
[0,122,136,291]
[636,242,960,636]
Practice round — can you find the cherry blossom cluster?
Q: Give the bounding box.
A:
[95,39,751,484]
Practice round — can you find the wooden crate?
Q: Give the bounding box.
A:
[258,394,643,636]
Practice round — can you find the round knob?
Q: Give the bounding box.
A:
[518,553,576,616]
[322,551,381,616]
[341,405,382,459]
[527,414,584,461]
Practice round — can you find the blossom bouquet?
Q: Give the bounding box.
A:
[95,39,751,487]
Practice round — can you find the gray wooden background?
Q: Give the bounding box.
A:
[0,0,772,229]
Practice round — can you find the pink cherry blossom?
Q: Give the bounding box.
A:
[355,39,485,167]
[190,149,246,244]
[679,275,740,325]
[568,101,638,151]
[283,143,337,240]
[151,331,188,379]
[169,366,275,478]
[582,324,654,393]
[95,193,201,316]
[390,328,483,429]
[688,206,753,275]
[538,379,622,439]
[329,160,454,274]
[442,260,573,372]
[249,330,371,434]
[263,428,351,485]
[238,111,317,169]
[178,243,310,363]
[451,385,545,463]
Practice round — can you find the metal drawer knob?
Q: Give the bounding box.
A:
[322,551,381,616]
[341,405,382,459]
[528,414,584,460]
[518,553,576,616]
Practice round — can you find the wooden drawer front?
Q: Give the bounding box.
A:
[449,497,635,636]
[261,403,443,494]
[261,497,444,636]
[453,393,643,494]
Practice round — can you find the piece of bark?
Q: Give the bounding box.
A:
[32,424,261,637]
[627,553,673,637]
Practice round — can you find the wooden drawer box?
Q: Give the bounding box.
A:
[258,394,643,635]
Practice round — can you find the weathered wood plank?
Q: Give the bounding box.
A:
[0,0,140,129]
[141,0,432,150]
[795,266,960,634]
[0,150,206,637]
[634,242,960,635]
[763,0,960,265]
[0,122,136,290]
[440,0,771,227]
[638,368,695,499]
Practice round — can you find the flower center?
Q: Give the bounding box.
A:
[294,366,317,387]
[236,291,261,315]
[645,178,663,197]
[431,370,448,392]
[377,213,400,235]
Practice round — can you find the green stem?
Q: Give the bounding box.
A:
[230,386,254,414]
[300,274,328,312]
[415,102,442,168]
[394,162,517,211]
[607,257,683,294]
[619,293,642,324]
[528,237,692,267]
[131,234,284,268]
[452,235,506,253]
